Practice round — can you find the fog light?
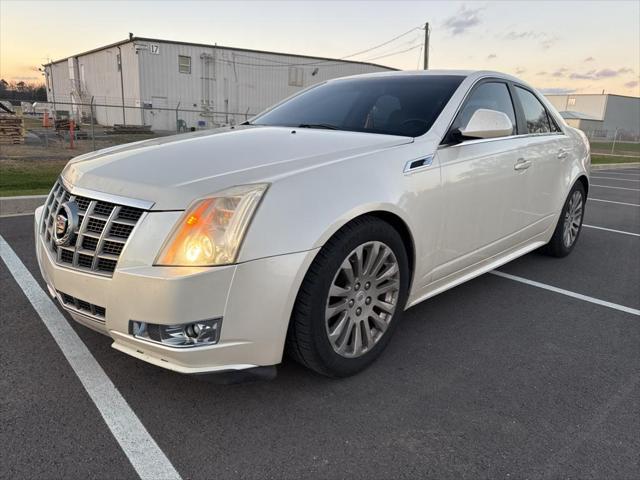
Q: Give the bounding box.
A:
[130,318,221,348]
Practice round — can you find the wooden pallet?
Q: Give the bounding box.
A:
[0,114,23,143]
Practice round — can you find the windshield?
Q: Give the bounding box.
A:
[251,75,464,137]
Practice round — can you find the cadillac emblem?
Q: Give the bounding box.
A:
[53,201,79,247]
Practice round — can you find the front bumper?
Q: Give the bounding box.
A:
[34,206,318,374]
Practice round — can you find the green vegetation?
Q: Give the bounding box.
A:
[591,155,640,165]
[0,160,66,196]
[590,141,640,156]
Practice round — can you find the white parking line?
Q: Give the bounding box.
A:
[0,236,182,480]
[596,173,640,178]
[591,184,640,191]
[591,176,640,182]
[583,224,640,237]
[491,271,640,316]
[588,198,640,207]
[598,170,640,176]
[0,212,36,219]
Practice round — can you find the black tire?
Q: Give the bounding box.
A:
[286,216,410,377]
[541,182,586,257]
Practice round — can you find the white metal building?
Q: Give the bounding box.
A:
[557,110,604,134]
[43,37,394,131]
[545,93,640,140]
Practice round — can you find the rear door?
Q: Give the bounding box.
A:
[433,80,523,280]
[511,86,569,234]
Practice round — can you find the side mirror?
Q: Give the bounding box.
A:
[457,108,513,140]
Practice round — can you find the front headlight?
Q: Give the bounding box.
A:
[156,183,268,266]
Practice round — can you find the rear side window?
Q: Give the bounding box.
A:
[454,82,516,136]
[515,87,552,134]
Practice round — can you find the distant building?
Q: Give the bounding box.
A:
[557,110,604,134]
[43,37,393,131]
[545,93,640,140]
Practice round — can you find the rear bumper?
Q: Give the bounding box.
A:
[35,206,318,375]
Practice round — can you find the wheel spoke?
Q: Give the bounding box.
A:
[369,246,388,278]
[341,262,356,287]
[362,242,380,276]
[328,311,349,342]
[376,263,398,282]
[336,318,355,353]
[329,284,350,298]
[352,321,363,356]
[351,245,365,278]
[326,300,347,318]
[369,311,388,333]
[362,319,374,348]
[376,279,399,295]
[375,299,395,314]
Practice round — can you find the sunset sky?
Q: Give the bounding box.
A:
[1,0,639,96]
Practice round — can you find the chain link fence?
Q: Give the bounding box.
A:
[10,98,255,154]
[583,129,640,157]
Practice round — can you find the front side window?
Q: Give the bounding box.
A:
[515,86,552,134]
[251,75,464,137]
[454,82,517,136]
[178,55,191,74]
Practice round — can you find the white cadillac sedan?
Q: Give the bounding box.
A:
[35,70,590,379]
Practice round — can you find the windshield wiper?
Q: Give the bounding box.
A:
[297,123,339,130]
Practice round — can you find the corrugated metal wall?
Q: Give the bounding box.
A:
[546,94,639,138]
[47,39,391,131]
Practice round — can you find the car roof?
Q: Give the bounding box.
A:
[331,69,523,84]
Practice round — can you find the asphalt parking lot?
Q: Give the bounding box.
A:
[1,167,639,480]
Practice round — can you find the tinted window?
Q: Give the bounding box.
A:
[252,75,464,137]
[515,86,551,134]
[455,82,516,136]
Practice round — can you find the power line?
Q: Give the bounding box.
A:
[360,43,423,62]
[339,25,423,60]
[212,24,423,68]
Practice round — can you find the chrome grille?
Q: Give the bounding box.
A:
[40,180,145,277]
[58,290,106,323]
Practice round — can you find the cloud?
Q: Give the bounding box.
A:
[515,67,526,75]
[551,67,568,78]
[569,67,634,80]
[624,80,639,88]
[584,57,595,62]
[503,30,557,49]
[443,5,483,35]
[569,73,593,80]
[538,87,577,95]
[536,71,548,76]
[487,53,497,60]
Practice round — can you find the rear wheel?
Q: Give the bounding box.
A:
[541,182,586,257]
[287,217,409,377]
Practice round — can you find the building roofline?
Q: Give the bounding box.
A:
[545,92,639,100]
[43,36,398,71]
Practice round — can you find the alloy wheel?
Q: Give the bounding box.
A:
[563,190,583,248]
[324,241,401,358]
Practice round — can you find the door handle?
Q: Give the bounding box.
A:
[514,158,531,171]
[557,149,569,159]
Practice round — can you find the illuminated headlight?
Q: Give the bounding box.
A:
[156,184,268,266]
[129,318,221,348]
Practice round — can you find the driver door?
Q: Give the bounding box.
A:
[431,80,524,281]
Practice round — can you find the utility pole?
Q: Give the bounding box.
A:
[423,23,430,70]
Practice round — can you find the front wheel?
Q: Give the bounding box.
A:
[286,217,409,377]
[541,182,586,257]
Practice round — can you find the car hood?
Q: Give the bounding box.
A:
[62,126,412,210]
